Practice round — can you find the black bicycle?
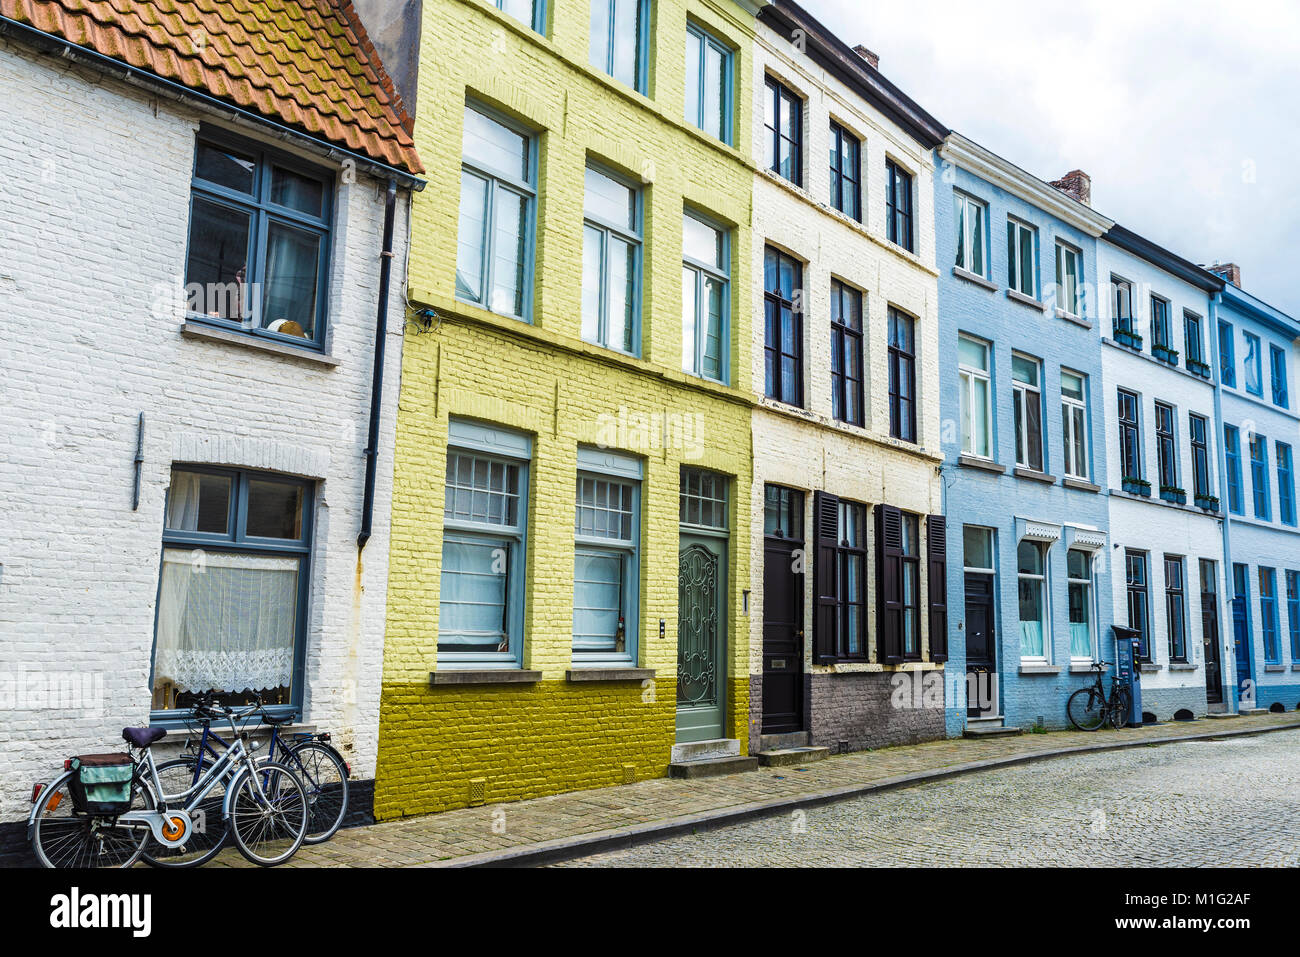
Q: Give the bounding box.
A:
[1066,661,1133,731]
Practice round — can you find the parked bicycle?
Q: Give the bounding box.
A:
[1066,660,1133,731]
[143,692,349,868]
[29,700,310,868]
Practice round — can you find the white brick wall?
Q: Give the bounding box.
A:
[0,39,411,823]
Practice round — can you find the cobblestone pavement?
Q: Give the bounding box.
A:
[197,712,1300,867]
[559,730,1300,867]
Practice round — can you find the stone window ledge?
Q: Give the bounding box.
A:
[566,668,655,683]
[958,455,1006,474]
[1055,308,1093,330]
[953,266,998,292]
[1169,662,1197,672]
[1007,288,1047,312]
[1138,663,1161,673]
[1018,664,1061,676]
[1264,664,1286,673]
[429,670,542,686]
[1062,477,1101,493]
[182,320,340,367]
[1014,467,1057,485]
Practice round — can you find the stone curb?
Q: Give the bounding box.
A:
[418,718,1300,868]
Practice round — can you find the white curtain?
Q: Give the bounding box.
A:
[154,549,298,694]
[1070,623,1093,659]
[1020,621,1044,658]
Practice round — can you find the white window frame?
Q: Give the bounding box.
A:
[1055,241,1083,318]
[1067,546,1097,662]
[681,210,730,383]
[954,192,987,278]
[1017,539,1051,663]
[581,164,642,356]
[573,447,642,666]
[1012,353,1044,471]
[1007,217,1037,297]
[958,334,993,459]
[1061,369,1090,481]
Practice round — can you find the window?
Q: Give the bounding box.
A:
[590,0,648,92]
[573,450,641,664]
[494,0,544,32]
[456,104,534,320]
[1111,277,1134,336]
[1184,311,1205,368]
[1155,402,1178,492]
[581,165,641,355]
[680,467,728,531]
[1278,442,1296,526]
[958,335,992,458]
[1055,242,1082,317]
[1011,354,1043,471]
[885,159,914,252]
[1151,296,1171,351]
[763,77,802,186]
[152,466,312,714]
[1061,370,1089,480]
[1287,570,1300,661]
[954,193,986,277]
[1190,413,1211,499]
[1068,548,1095,660]
[1126,550,1151,661]
[185,132,332,348]
[1224,425,1244,515]
[685,24,732,143]
[1260,567,1280,663]
[1243,332,1263,395]
[829,122,861,221]
[763,246,803,406]
[830,499,869,659]
[1118,389,1142,482]
[1165,556,1187,662]
[764,485,804,540]
[964,526,994,573]
[830,280,864,426]
[900,514,922,659]
[439,422,530,667]
[1007,218,1036,297]
[1250,433,1271,521]
[1271,344,1289,408]
[1218,321,1236,387]
[1018,540,1049,659]
[888,308,917,442]
[875,506,923,662]
[682,213,729,383]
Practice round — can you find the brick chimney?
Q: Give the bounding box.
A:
[1207,262,1242,287]
[853,45,879,70]
[1049,170,1092,207]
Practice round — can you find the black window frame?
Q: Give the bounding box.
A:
[1126,549,1151,662]
[1165,555,1188,662]
[763,76,803,187]
[764,245,804,407]
[828,121,861,221]
[1190,412,1211,498]
[1154,401,1178,491]
[885,158,914,252]
[830,279,864,426]
[888,307,917,443]
[1118,389,1142,481]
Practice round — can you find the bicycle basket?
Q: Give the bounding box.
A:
[67,754,134,815]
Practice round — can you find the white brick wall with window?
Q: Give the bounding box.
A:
[0,39,410,826]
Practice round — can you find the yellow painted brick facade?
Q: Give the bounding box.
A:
[375,0,762,820]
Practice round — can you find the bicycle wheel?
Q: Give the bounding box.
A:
[31,770,154,869]
[1110,686,1133,729]
[284,742,349,844]
[140,758,229,868]
[227,760,309,866]
[1067,686,1106,731]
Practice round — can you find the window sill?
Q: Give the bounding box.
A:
[1069,663,1099,674]
[1054,308,1092,330]
[181,320,339,367]
[958,454,1006,474]
[1264,664,1286,673]
[1006,289,1046,312]
[429,669,542,686]
[1062,477,1100,493]
[1013,467,1057,485]
[952,266,998,292]
[1019,664,1060,675]
[1138,663,1161,673]
[566,668,655,683]
[1169,662,1197,672]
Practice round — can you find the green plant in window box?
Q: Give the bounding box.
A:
[1159,485,1187,505]
[1122,476,1151,496]
[1195,493,1220,512]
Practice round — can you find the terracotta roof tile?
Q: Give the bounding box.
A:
[0,0,422,173]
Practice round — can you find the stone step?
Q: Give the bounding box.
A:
[670,738,739,763]
[1204,711,1241,719]
[755,746,831,767]
[758,731,810,751]
[668,755,759,779]
[1239,708,1268,716]
[963,724,1023,738]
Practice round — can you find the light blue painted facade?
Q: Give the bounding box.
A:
[935,138,1116,734]
[1213,281,1300,713]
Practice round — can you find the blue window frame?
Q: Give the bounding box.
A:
[573,448,642,665]
[1278,441,1296,526]
[581,165,642,356]
[151,466,314,720]
[1243,332,1263,395]
[1218,321,1236,387]
[456,103,537,321]
[682,211,731,383]
[1250,433,1271,521]
[764,76,803,186]
[1287,570,1300,661]
[1260,567,1280,663]
[685,23,733,144]
[185,129,333,350]
[590,0,649,94]
[1270,344,1289,408]
[494,0,546,33]
[439,420,531,668]
[1224,425,1243,515]
[829,122,862,222]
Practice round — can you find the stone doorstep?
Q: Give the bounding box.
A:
[758,731,811,751]
[1203,712,1241,719]
[755,746,831,768]
[962,725,1023,738]
[669,738,739,763]
[667,755,760,779]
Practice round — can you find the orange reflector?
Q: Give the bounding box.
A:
[48,792,63,811]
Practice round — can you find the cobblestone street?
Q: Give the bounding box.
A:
[558,729,1300,867]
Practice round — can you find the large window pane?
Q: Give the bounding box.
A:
[196,142,255,194]
[263,221,320,337]
[490,187,527,317]
[455,173,489,302]
[270,166,325,217]
[166,471,232,535]
[463,107,528,180]
[439,536,509,651]
[186,198,251,321]
[573,549,624,652]
[246,479,304,539]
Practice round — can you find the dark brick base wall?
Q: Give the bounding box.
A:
[747,674,764,754]
[808,671,946,753]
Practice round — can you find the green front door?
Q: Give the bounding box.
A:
[676,533,727,742]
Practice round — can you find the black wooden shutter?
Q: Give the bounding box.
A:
[875,505,903,664]
[926,514,949,663]
[812,491,840,664]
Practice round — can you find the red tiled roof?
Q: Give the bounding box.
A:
[0,0,423,173]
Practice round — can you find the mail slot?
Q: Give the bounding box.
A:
[771,659,786,670]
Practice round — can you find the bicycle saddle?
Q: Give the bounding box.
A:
[260,712,295,725]
[122,726,167,748]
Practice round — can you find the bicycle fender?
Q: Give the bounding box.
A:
[28,769,76,839]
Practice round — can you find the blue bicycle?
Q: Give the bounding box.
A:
[143,693,349,868]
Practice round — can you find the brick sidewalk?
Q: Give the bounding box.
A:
[204,711,1300,868]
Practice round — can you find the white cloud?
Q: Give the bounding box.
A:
[805,0,1300,312]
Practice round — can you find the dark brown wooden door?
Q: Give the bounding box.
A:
[1202,590,1223,704]
[964,573,996,717]
[762,538,804,733]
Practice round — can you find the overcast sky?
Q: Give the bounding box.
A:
[804,0,1300,314]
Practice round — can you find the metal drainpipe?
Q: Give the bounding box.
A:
[358,180,398,549]
[1209,291,1237,710]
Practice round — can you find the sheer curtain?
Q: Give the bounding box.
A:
[1019,621,1044,658]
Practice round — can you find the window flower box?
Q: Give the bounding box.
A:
[1187,358,1212,378]
[1122,476,1151,497]
[1159,485,1187,505]
[1113,326,1142,350]
[1195,493,1220,512]
[1152,344,1180,365]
